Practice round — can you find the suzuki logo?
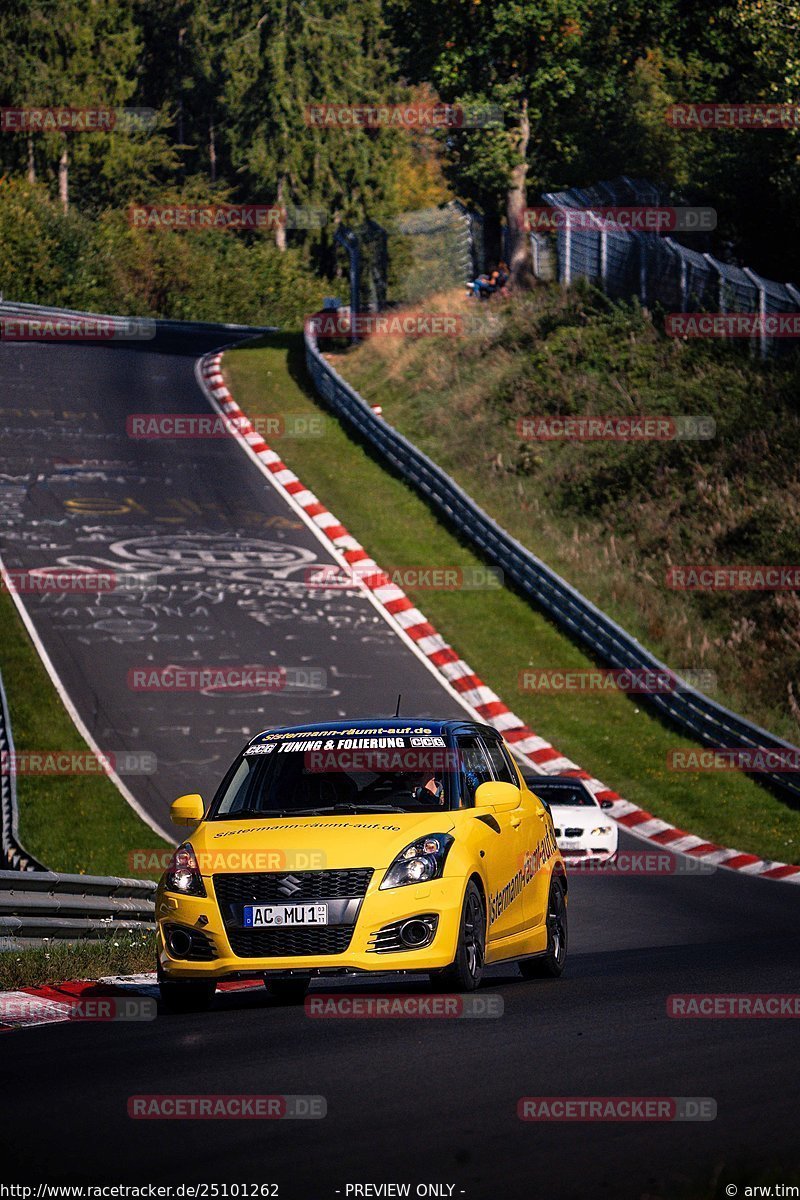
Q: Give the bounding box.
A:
[277,874,302,897]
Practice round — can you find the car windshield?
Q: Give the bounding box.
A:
[209,746,455,818]
[530,782,597,807]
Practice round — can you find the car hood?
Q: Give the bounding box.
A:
[191,811,456,873]
[549,805,601,826]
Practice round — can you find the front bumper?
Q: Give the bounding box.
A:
[555,829,618,861]
[157,874,466,980]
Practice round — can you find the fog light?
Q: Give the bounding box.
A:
[166,927,193,958]
[400,919,432,947]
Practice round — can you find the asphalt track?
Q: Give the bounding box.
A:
[1,328,800,1198]
[0,329,465,834]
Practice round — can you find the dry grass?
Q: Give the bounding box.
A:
[335,283,800,745]
[223,333,800,866]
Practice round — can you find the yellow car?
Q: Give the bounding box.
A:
[156,718,568,1010]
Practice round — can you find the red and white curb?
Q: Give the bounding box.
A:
[198,351,799,885]
[0,976,153,1031]
[0,974,268,1031]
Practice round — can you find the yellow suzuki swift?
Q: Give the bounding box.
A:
[156,719,567,1010]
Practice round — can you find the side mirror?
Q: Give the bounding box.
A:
[600,799,614,810]
[474,781,520,813]
[171,793,205,826]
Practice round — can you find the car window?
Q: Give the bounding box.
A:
[216,757,252,812]
[483,737,518,786]
[530,782,598,807]
[209,746,453,817]
[455,736,494,807]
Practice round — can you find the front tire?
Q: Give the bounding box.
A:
[434,880,486,992]
[519,876,567,979]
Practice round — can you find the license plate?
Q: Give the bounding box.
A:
[243,904,328,928]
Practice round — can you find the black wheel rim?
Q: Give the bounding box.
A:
[548,885,567,966]
[464,891,485,979]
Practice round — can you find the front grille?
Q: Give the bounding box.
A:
[564,828,584,839]
[213,869,373,907]
[227,926,353,958]
[214,870,373,959]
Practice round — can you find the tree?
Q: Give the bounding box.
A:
[222,0,402,250]
[0,0,176,213]
[386,0,590,283]
[133,0,239,186]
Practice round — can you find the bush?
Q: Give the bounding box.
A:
[0,179,327,329]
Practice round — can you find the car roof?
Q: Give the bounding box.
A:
[246,717,499,746]
[524,774,595,792]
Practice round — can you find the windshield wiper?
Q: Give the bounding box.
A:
[284,803,408,816]
[213,809,291,820]
[277,805,358,816]
[347,804,407,813]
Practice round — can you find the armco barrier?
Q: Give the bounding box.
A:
[0,297,277,339]
[304,323,800,805]
[0,670,45,872]
[0,870,156,946]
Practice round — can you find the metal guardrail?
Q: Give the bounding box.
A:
[0,297,277,337]
[0,670,45,872]
[0,870,156,945]
[304,323,800,804]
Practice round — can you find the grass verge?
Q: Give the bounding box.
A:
[222,331,800,865]
[0,931,156,991]
[337,285,800,745]
[0,588,170,877]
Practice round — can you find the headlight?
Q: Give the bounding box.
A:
[590,826,612,837]
[380,834,454,890]
[164,842,206,897]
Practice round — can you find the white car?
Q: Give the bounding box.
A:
[525,775,618,861]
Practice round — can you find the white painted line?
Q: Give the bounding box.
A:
[0,557,174,842]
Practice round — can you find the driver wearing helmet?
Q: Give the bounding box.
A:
[410,769,445,807]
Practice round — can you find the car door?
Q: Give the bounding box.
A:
[455,734,528,941]
[484,735,554,933]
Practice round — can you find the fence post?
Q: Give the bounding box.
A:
[600,225,608,290]
[638,237,648,306]
[562,212,572,286]
[680,251,688,311]
[703,253,727,346]
[666,238,689,312]
[334,226,361,345]
[785,283,800,347]
[743,267,768,359]
[704,253,725,311]
[459,201,475,278]
[452,201,484,278]
[786,282,800,307]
